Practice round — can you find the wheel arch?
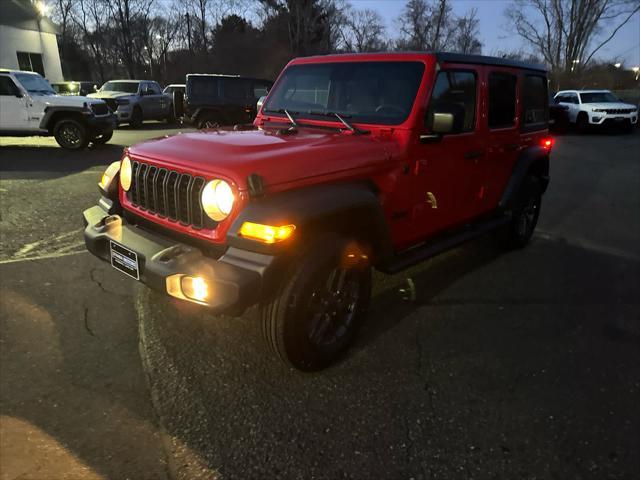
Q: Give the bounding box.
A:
[226,182,393,265]
[499,146,550,210]
[40,107,86,133]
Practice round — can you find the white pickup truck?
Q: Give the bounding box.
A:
[0,69,115,149]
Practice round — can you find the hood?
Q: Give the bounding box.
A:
[36,94,105,107]
[128,127,396,191]
[88,91,132,100]
[584,102,637,110]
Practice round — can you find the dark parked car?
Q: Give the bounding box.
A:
[184,74,272,128]
[52,81,97,96]
[549,93,569,132]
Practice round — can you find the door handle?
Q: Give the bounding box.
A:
[464,149,485,160]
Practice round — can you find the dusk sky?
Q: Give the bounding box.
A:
[353,0,640,67]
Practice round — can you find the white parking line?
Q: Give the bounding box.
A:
[0,249,87,265]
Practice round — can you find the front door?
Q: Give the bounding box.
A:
[410,68,486,240]
[0,75,29,129]
[483,69,521,210]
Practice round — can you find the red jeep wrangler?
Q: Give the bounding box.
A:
[84,53,552,371]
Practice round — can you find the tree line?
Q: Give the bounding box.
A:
[51,0,639,89]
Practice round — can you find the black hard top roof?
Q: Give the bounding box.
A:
[436,52,547,73]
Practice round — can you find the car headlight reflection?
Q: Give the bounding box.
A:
[201,179,234,221]
[120,156,132,191]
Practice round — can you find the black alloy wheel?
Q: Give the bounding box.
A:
[53,118,89,150]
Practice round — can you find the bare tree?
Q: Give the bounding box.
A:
[72,0,110,82]
[342,8,387,52]
[505,0,640,75]
[396,0,473,51]
[452,8,482,54]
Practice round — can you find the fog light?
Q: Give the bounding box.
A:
[166,274,210,304]
[181,276,209,302]
[239,222,296,244]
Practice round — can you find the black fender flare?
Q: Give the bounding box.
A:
[40,106,86,130]
[499,145,550,210]
[227,182,393,262]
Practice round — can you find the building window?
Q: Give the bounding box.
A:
[17,52,45,77]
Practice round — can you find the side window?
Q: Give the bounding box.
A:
[253,81,270,99]
[571,94,580,104]
[522,74,547,130]
[0,76,20,96]
[488,72,517,129]
[223,78,252,101]
[16,52,45,76]
[148,82,162,94]
[426,70,477,133]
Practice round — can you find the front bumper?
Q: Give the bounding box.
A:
[83,204,274,313]
[589,113,638,125]
[86,114,116,134]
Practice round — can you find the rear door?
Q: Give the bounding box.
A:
[557,92,580,122]
[0,75,29,129]
[221,78,254,124]
[483,69,520,210]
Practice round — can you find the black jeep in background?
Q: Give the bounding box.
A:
[183,74,272,128]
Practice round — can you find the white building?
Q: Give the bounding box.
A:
[0,0,63,82]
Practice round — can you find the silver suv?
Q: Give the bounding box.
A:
[88,80,174,128]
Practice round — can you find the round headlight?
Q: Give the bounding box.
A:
[120,156,132,191]
[201,179,234,221]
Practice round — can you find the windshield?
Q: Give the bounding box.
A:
[14,73,54,95]
[101,81,139,93]
[263,61,425,126]
[580,92,620,103]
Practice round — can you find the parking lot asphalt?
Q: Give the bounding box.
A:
[1,125,639,479]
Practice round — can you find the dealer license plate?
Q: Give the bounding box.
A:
[110,241,139,280]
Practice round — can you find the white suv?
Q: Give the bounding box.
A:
[553,89,638,132]
[0,69,115,149]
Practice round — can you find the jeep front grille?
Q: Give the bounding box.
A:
[91,103,109,116]
[128,161,209,229]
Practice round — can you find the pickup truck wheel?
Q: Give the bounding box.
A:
[502,175,542,249]
[197,113,219,129]
[92,131,113,145]
[165,104,175,124]
[261,236,371,371]
[129,107,143,128]
[53,118,89,150]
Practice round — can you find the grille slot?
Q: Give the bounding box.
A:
[604,108,635,114]
[128,160,209,229]
[91,103,109,116]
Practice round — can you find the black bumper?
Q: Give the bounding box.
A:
[86,114,116,135]
[83,204,274,313]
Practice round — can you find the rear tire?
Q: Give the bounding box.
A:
[129,107,143,128]
[197,113,220,129]
[499,175,542,249]
[53,118,90,150]
[165,104,175,124]
[260,236,371,371]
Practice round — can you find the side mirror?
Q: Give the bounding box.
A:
[431,112,454,134]
[257,95,266,112]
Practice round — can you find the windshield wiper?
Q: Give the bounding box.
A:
[263,108,298,131]
[307,110,369,135]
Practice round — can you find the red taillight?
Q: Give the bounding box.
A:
[542,137,554,150]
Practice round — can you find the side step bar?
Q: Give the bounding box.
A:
[381,215,511,274]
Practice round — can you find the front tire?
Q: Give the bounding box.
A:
[53,118,89,150]
[576,112,589,133]
[129,107,143,128]
[92,131,113,145]
[260,236,371,371]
